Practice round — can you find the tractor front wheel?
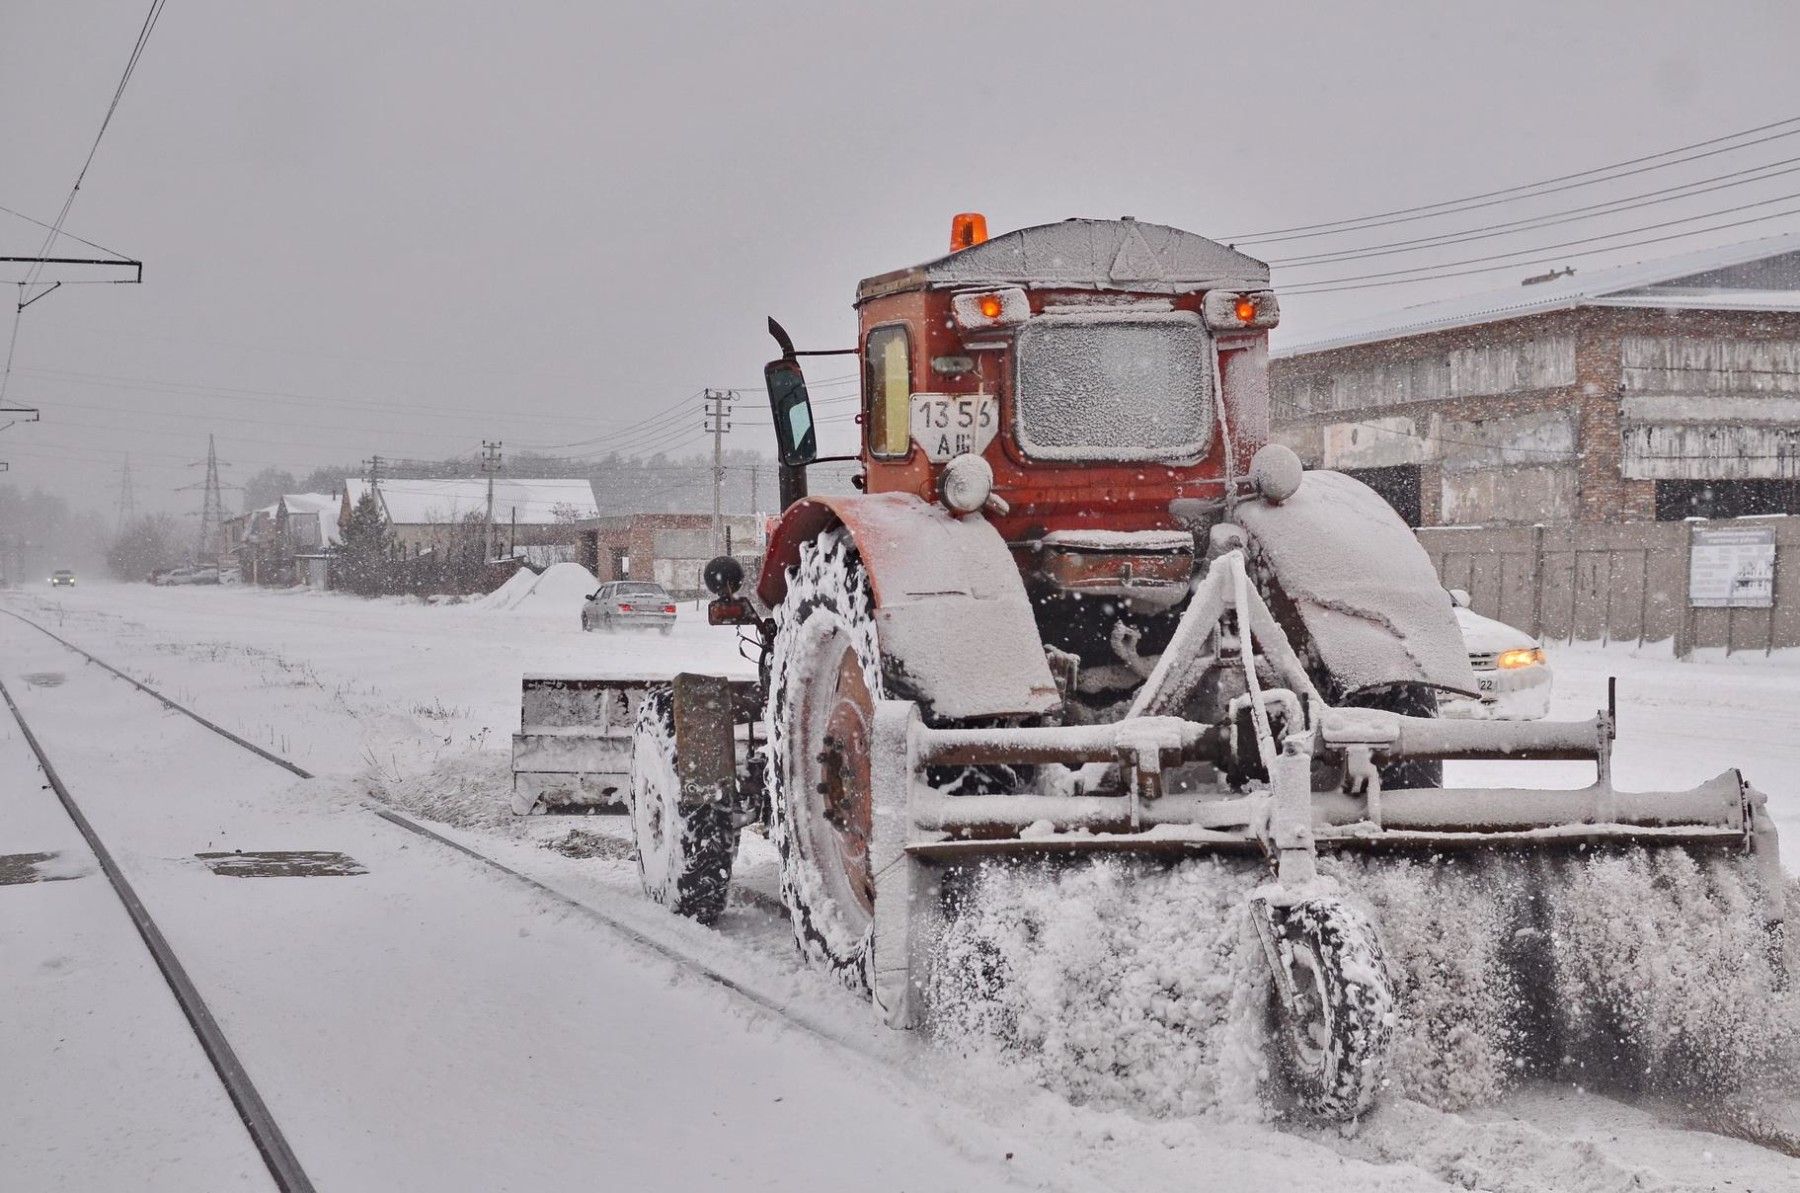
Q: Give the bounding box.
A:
[628,688,738,924]
[766,531,884,990]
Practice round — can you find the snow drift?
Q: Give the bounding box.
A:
[476,563,600,617]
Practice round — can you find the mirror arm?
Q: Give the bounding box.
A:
[767,314,856,358]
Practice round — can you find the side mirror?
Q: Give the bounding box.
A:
[1448,588,1471,608]
[765,357,817,467]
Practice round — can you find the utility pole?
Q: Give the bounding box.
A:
[363,455,384,486]
[481,440,503,563]
[748,462,760,517]
[703,389,734,555]
[114,453,136,535]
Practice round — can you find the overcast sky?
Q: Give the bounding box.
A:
[4,0,1800,518]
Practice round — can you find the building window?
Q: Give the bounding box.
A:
[1655,479,1800,521]
[1343,464,1423,527]
[864,324,912,459]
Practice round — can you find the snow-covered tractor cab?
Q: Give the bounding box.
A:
[573,216,1787,1121]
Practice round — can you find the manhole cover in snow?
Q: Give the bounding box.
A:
[22,672,65,688]
[195,851,367,877]
[0,851,88,886]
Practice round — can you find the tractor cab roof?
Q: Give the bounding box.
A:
[856,217,1269,303]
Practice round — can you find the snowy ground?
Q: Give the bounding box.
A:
[3,578,1799,1191]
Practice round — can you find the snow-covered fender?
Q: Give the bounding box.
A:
[758,493,1060,721]
[1231,470,1479,699]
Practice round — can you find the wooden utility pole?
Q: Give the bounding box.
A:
[703,390,733,555]
[481,440,503,562]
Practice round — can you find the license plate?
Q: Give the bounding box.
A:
[910,393,999,463]
[1476,674,1496,692]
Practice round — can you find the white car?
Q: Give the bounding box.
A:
[1441,589,1552,720]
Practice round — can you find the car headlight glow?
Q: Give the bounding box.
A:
[1495,647,1545,670]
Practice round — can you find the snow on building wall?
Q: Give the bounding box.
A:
[1270,234,1800,528]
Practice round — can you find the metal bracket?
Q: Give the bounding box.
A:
[672,672,737,811]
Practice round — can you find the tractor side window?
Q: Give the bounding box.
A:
[865,325,912,459]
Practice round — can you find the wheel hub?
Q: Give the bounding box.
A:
[804,642,875,917]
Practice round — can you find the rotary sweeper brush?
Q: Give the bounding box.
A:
[513,214,1790,1119]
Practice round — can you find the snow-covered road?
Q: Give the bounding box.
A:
[4,580,1799,1192]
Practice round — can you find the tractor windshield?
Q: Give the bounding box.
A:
[1013,312,1213,461]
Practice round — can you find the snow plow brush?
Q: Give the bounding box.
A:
[851,550,1785,1120]
[869,699,1785,1118]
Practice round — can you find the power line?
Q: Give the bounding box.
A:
[1269,155,1800,268]
[1228,114,1800,246]
[1280,200,1800,296]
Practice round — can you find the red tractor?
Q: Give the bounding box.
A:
[518,215,1784,1119]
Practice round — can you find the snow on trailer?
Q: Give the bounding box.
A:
[516,214,1792,1121]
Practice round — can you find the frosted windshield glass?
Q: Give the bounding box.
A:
[1014,315,1212,461]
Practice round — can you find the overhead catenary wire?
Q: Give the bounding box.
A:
[1,0,165,405]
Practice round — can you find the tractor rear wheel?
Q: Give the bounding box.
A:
[628,688,738,924]
[1263,896,1395,1120]
[766,531,883,990]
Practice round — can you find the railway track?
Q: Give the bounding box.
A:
[0,606,898,1069]
[6,602,1795,1189]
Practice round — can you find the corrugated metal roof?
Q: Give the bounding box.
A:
[1274,232,1800,357]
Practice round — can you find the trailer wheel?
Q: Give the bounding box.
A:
[766,530,884,990]
[628,688,737,925]
[1264,896,1395,1121]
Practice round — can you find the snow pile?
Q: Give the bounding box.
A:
[507,562,599,616]
[927,851,1799,1120]
[475,567,540,611]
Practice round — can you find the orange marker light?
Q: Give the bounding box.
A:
[950,212,989,252]
[978,293,1004,319]
[1234,296,1258,323]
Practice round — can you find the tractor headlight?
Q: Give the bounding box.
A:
[951,287,1029,332]
[1495,647,1545,670]
[940,452,995,515]
[1203,290,1280,330]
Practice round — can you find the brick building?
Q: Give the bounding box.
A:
[1269,234,1800,528]
[576,512,762,595]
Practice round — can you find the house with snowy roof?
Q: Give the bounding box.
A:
[229,493,343,585]
[340,477,600,560]
[1269,233,1800,528]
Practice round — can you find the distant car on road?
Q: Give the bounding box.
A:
[582,581,677,635]
[1442,588,1552,720]
[49,569,75,588]
[150,566,221,586]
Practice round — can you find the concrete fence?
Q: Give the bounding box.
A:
[1418,516,1800,655]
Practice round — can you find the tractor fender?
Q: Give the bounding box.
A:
[1231,470,1479,699]
[758,493,1060,721]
